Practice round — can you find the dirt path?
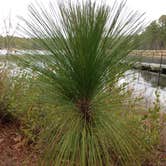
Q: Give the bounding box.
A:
[0,123,37,166]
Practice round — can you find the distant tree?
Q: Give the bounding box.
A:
[158,15,166,48]
[142,21,160,49]
[140,15,166,49]
[159,15,166,26]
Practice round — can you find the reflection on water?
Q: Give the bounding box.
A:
[140,71,166,89]
[120,70,166,111]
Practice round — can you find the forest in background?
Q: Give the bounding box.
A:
[136,15,166,50]
[0,36,41,50]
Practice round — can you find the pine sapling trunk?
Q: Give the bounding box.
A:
[76,98,92,122]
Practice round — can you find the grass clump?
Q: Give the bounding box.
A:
[15,0,151,165]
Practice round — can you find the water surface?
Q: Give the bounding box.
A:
[120,70,166,111]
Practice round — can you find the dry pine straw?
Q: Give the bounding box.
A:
[0,121,165,166]
[0,122,38,166]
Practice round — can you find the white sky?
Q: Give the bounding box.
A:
[0,0,165,36]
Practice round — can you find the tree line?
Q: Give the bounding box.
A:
[136,15,166,50]
[0,15,166,50]
[0,36,41,50]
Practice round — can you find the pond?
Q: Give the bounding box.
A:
[120,70,166,111]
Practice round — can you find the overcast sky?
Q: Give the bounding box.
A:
[0,0,165,35]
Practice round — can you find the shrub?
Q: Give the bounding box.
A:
[0,67,16,123]
[16,0,150,165]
